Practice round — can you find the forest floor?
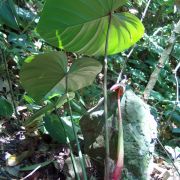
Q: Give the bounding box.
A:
[0,120,179,180]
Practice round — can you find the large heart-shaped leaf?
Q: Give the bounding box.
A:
[0,0,19,30]
[20,51,102,102]
[37,0,144,56]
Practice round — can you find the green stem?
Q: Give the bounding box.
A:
[66,75,87,180]
[54,107,80,180]
[104,12,112,180]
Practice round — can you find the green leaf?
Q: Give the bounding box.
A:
[129,68,147,82]
[172,43,180,59]
[8,32,28,48]
[20,51,67,102]
[0,97,13,117]
[24,92,75,127]
[172,128,180,134]
[0,0,19,30]
[70,100,86,115]
[150,91,165,101]
[20,160,53,171]
[20,51,102,102]
[37,0,144,56]
[171,112,180,126]
[44,114,79,143]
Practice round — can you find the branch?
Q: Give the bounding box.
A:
[143,20,180,101]
[20,165,41,180]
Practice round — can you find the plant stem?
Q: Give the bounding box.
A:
[104,12,112,180]
[65,74,88,180]
[54,107,80,180]
[1,49,18,117]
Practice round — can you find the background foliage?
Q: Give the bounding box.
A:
[0,0,179,179]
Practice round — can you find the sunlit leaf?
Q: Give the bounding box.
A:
[37,0,144,55]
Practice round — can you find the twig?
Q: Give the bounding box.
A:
[143,20,180,101]
[20,165,41,180]
[141,0,152,21]
[104,12,112,180]
[155,138,180,176]
[116,47,134,83]
[117,0,152,83]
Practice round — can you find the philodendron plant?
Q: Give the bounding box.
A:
[20,51,102,136]
[36,0,144,56]
[20,0,144,179]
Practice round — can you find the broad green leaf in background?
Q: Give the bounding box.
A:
[44,114,80,143]
[0,0,19,30]
[0,97,13,117]
[37,0,144,56]
[20,51,102,102]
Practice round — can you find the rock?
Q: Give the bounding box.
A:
[80,90,157,179]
